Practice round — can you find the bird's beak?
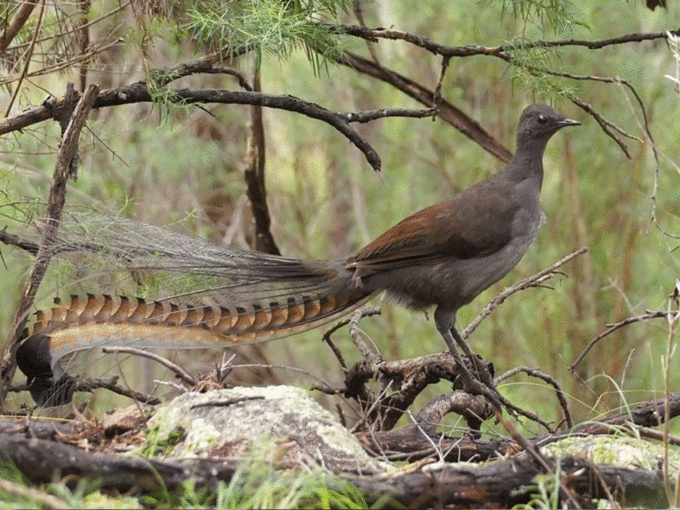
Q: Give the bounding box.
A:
[557,118,580,127]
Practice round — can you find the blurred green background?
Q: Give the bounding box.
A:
[0,0,678,436]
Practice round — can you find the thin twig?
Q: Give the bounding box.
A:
[349,306,382,363]
[101,347,197,386]
[321,330,348,370]
[616,72,678,241]
[325,23,680,57]
[3,2,128,55]
[9,376,162,405]
[322,306,382,370]
[570,310,679,371]
[463,247,588,338]
[202,68,253,91]
[497,366,572,429]
[0,38,123,87]
[190,396,265,409]
[568,97,631,159]
[74,376,162,405]
[4,0,46,117]
[0,0,38,54]
[433,56,450,111]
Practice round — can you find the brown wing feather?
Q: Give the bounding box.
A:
[346,176,519,275]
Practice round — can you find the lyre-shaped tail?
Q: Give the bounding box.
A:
[17,267,372,406]
[12,213,376,405]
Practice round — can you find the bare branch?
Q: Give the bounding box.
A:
[570,310,679,371]
[326,23,680,57]
[3,0,46,117]
[345,107,435,123]
[0,0,38,54]
[568,97,632,159]
[348,306,382,364]
[574,392,680,434]
[497,366,572,429]
[330,50,513,162]
[101,347,197,386]
[149,44,250,87]
[0,228,39,255]
[243,62,280,255]
[0,83,384,171]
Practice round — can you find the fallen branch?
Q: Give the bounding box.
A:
[0,430,668,508]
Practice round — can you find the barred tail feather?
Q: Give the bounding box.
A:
[17,287,372,406]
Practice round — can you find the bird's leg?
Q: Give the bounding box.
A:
[434,308,482,393]
[449,327,496,391]
[434,307,499,404]
[445,326,507,424]
[438,327,482,393]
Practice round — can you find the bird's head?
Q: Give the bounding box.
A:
[516,103,580,151]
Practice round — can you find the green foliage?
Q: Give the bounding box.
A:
[211,461,394,509]
[496,0,589,35]
[146,79,192,126]
[141,424,186,457]
[513,462,562,510]
[0,460,139,509]
[504,39,578,100]
[183,0,350,73]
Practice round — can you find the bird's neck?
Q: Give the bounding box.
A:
[505,138,549,188]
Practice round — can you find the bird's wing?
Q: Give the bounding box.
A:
[346,178,520,275]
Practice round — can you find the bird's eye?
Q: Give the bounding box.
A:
[537,114,548,124]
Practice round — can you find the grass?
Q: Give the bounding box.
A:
[0,457,397,509]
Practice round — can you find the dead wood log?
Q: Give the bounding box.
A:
[0,433,235,492]
[349,455,668,508]
[0,432,667,508]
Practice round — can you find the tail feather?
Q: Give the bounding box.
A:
[18,288,373,406]
[14,213,374,406]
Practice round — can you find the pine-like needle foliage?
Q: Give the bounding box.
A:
[184,0,352,73]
